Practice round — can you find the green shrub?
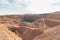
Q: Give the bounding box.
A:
[21,20,33,22]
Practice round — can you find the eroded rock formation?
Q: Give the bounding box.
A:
[0,24,22,40]
[1,12,60,40]
[33,25,60,40]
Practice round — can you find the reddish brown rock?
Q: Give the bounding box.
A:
[33,25,60,40]
[7,25,42,40]
[16,27,42,40]
[44,19,60,27]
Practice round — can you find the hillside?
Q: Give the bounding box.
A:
[0,24,22,40]
[0,12,60,40]
[46,12,60,20]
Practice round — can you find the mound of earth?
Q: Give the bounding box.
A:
[34,17,60,27]
[44,19,60,27]
[33,25,60,40]
[46,12,60,20]
[7,24,43,40]
[0,15,21,26]
[16,27,42,40]
[33,18,44,27]
[0,24,22,40]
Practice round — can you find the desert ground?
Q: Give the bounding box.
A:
[0,12,60,40]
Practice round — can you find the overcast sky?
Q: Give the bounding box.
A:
[0,0,60,15]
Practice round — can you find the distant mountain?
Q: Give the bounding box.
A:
[22,14,50,21]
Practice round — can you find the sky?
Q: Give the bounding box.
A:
[0,0,60,15]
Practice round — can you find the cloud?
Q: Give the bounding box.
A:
[27,0,60,14]
[0,0,30,14]
[13,0,30,13]
[0,0,14,11]
[52,2,60,6]
[0,0,60,15]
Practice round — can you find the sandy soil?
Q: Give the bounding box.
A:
[0,24,22,40]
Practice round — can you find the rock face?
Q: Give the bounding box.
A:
[8,24,43,40]
[33,25,60,40]
[44,19,60,27]
[16,27,42,40]
[44,12,60,27]
[33,12,60,27]
[31,12,60,40]
[0,24,22,40]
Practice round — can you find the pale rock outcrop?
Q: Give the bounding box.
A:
[0,24,22,40]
